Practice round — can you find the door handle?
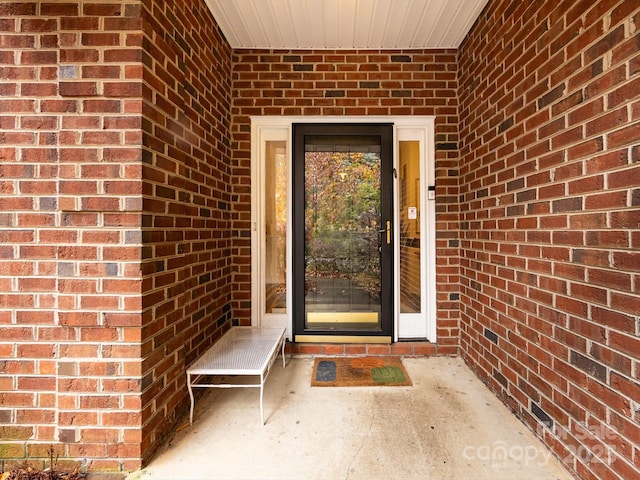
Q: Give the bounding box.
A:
[379,220,391,244]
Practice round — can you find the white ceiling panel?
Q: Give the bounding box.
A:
[287,0,312,47]
[338,0,358,47]
[382,0,410,47]
[352,0,376,48]
[369,0,393,47]
[204,0,489,49]
[323,0,341,47]
[392,0,425,48]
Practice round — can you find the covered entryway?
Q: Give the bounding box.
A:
[2,1,637,478]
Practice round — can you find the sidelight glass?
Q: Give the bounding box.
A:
[265,140,287,314]
[399,141,421,313]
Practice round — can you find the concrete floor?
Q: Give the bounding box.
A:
[128,357,573,480]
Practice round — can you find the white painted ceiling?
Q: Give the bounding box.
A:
[204,0,489,50]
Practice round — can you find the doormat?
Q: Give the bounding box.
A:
[311,356,412,387]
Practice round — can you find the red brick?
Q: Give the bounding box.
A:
[609,165,640,189]
[102,411,141,427]
[20,50,57,65]
[0,99,35,113]
[40,2,78,16]
[610,291,640,317]
[0,426,34,441]
[0,82,17,96]
[567,173,604,194]
[612,251,640,271]
[80,328,119,342]
[80,428,120,444]
[103,81,142,97]
[58,411,98,427]
[16,343,55,359]
[610,209,640,229]
[104,17,141,31]
[0,67,36,81]
[610,373,640,404]
[104,48,143,63]
[60,116,100,130]
[40,99,78,113]
[17,377,56,391]
[587,267,631,292]
[84,100,124,115]
[59,81,97,97]
[608,76,640,109]
[60,48,100,63]
[608,121,640,148]
[342,344,366,355]
[0,3,36,15]
[366,344,391,355]
[82,131,122,145]
[19,116,58,130]
[81,32,120,46]
[585,149,628,174]
[610,411,640,445]
[81,65,121,79]
[0,34,35,48]
[413,343,438,355]
[584,190,628,210]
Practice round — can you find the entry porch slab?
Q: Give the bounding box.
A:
[137,357,572,480]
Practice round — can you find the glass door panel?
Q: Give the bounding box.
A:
[304,147,382,331]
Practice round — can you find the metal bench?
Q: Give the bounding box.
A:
[186,327,287,425]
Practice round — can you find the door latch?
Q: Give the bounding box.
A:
[380,220,391,244]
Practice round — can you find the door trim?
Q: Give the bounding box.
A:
[250,116,436,343]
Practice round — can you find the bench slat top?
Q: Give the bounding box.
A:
[187,327,285,376]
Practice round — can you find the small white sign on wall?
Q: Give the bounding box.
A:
[408,207,417,220]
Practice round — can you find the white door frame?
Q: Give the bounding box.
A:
[250,116,436,342]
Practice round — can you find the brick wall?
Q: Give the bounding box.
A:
[231,50,462,354]
[0,0,233,471]
[138,0,233,462]
[0,1,145,472]
[458,1,640,479]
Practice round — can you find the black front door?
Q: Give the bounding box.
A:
[293,124,394,341]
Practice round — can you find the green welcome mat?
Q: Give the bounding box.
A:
[311,356,412,387]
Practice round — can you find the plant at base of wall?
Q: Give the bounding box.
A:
[0,447,87,480]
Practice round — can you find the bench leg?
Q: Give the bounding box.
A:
[187,374,195,425]
[259,373,265,425]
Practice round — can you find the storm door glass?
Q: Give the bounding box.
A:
[304,144,382,330]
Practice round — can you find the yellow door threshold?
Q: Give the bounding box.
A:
[305,312,379,323]
[294,335,392,344]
